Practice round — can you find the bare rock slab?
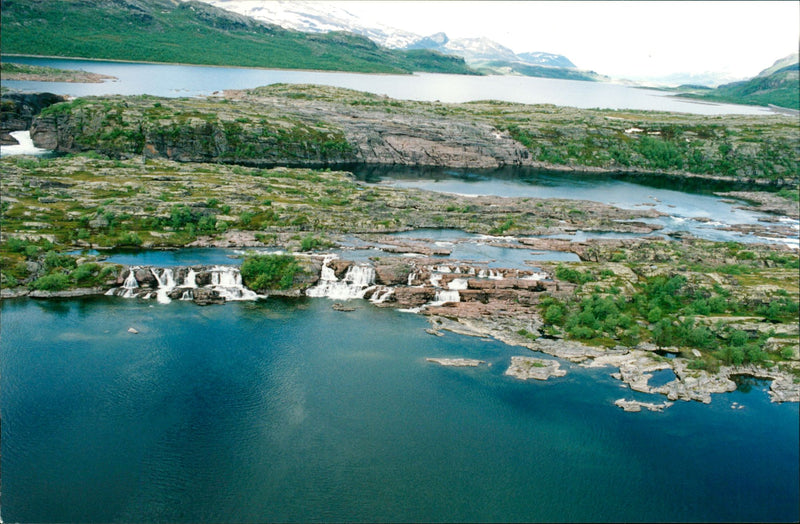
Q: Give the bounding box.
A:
[426,358,487,367]
[505,356,566,381]
[615,399,674,412]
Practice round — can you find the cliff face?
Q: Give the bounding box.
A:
[1,92,66,144]
[28,84,800,182]
[29,87,531,168]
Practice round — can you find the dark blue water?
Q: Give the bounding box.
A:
[2,297,798,523]
[1,56,776,115]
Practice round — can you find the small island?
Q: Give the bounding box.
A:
[1,62,117,83]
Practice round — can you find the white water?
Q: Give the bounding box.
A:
[432,290,461,305]
[0,131,50,157]
[448,278,469,291]
[185,269,198,288]
[151,268,176,304]
[106,265,258,302]
[106,266,141,298]
[209,266,259,301]
[306,255,379,300]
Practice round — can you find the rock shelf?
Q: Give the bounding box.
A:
[505,356,567,381]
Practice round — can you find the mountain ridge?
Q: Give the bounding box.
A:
[204,0,583,74]
[0,0,475,75]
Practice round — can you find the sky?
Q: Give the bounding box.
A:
[334,1,799,81]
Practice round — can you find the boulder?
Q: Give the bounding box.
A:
[192,288,225,305]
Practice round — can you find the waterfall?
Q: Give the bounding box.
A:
[151,268,176,304]
[185,268,198,288]
[106,265,258,303]
[478,268,504,280]
[432,289,460,305]
[448,278,469,290]
[208,266,258,301]
[306,255,377,300]
[107,267,141,297]
[369,287,394,304]
[523,271,547,281]
[0,131,49,157]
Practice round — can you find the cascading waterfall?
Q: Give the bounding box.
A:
[185,269,198,288]
[478,268,504,280]
[106,265,258,302]
[369,287,394,304]
[448,278,469,290]
[181,268,198,300]
[151,268,176,304]
[432,289,460,305]
[306,255,378,300]
[209,266,258,301]
[107,266,141,298]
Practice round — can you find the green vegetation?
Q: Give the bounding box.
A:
[0,0,475,75]
[29,85,800,184]
[240,254,304,291]
[543,246,799,370]
[678,58,800,110]
[0,62,114,83]
[473,60,607,82]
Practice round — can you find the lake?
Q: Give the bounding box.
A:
[1,56,777,115]
[2,296,798,523]
[352,165,800,247]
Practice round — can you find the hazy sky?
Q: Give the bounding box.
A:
[336,1,799,80]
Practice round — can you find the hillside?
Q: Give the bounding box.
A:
[0,0,476,75]
[678,54,800,110]
[471,61,607,82]
[27,84,799,183]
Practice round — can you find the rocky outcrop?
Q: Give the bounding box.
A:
[615,399,674,412]
[1,92,66,144]
[426,358,487,367]
[28,89,531,167]
[505,356,566,380]
[28,287,106,298]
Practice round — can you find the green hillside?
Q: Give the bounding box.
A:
[679,55,799,110]
[0,0,476,75]
[472,60,608,82]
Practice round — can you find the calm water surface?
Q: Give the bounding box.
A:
[2,297,798,523]
[1,56,776,115]
[354,165,798,245]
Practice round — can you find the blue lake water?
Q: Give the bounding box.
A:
[1,297,798,523]
[353,166,799,246]
[1,56,777,115]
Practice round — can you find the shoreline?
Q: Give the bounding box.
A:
[3,245,797,408]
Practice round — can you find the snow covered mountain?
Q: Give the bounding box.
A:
[203,0,577,69]
[517,52,576,69]
[203,0,420,48]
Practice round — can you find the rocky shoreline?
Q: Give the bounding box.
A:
[10,241,793,410]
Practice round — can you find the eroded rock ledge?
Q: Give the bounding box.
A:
[505,356,566,381]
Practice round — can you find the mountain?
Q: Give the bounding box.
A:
[677,54,800,110]
[471,61,608,82]
[517,52,576,69]
[204,0,421,48]
[0,0,475,75]
[204,0,588,80]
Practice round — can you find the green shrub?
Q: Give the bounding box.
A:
[31,272,70,291]
[240,254,303,291]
